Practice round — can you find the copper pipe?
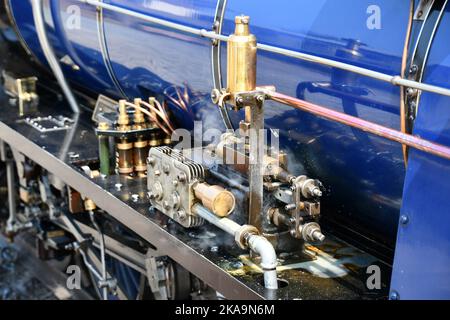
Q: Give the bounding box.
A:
[400,0,415,166]
[139,100,175,132]
[266,91,450,161]
[123,101,172,136]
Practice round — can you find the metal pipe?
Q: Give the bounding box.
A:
[209,170,249,193]
[77,0,450,99]
[192,204,278,290]
[89,210,108,300]
[265,90,450,161]
[192,203,240,235]
[247,235,278,290]
[6,160,16,232]
[31,0,79,114]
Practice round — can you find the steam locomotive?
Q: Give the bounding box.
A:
[0,0,448,300]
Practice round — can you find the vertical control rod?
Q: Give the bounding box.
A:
[227,16,263,231]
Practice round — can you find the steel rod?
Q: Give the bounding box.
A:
[79,0,450,98]
[266,90,450,161]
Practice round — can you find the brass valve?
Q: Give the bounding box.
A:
[226,15,257,105]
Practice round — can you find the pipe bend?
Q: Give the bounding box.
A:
[248,235,278,290]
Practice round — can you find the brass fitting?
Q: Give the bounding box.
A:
[133,98,146,126]
[117,141,134,174]
[117,100,130,128]
[193,182,235,217]
[84,198,97,211]
[132,98,149,173]
[227,15,257,101]
[98,121,109,131]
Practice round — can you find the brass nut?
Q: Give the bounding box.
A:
[97,122,109,130]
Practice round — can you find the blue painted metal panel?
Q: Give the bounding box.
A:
[390,4,450,300]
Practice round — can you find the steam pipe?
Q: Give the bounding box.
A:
[192,204,278,290]
[265,90,450,161]
[31,0,79,114]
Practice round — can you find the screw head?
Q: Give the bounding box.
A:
[177,172,187,183]
[176,210,186,221]
[211,89,221,104]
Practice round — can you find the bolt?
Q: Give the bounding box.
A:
[236,97,244,106]
[147,156,155,166]
[177,172,187,183]
[210,246,219,253]
[390,291,400,300]
[312,230,325,242]
[399,215,409,225]
[256,95,265,104]
[163,201,170,210]
[163,164,170,174]
[406,88,417,97]
[115,183,122,191]
[285,203,296,211]
[312,188,322,197]
[68,153,79,160]
[176,210,187,221]
[131,194,139,202]
[409,65,418,75]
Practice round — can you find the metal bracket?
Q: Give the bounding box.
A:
[2,71,39,116]
[211,0,233,130]
[23,115,74,133]
[414,0,435,21]
[405,0,446,132]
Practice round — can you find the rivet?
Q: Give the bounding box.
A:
[400,215,409,225]
[390,291,400,300]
